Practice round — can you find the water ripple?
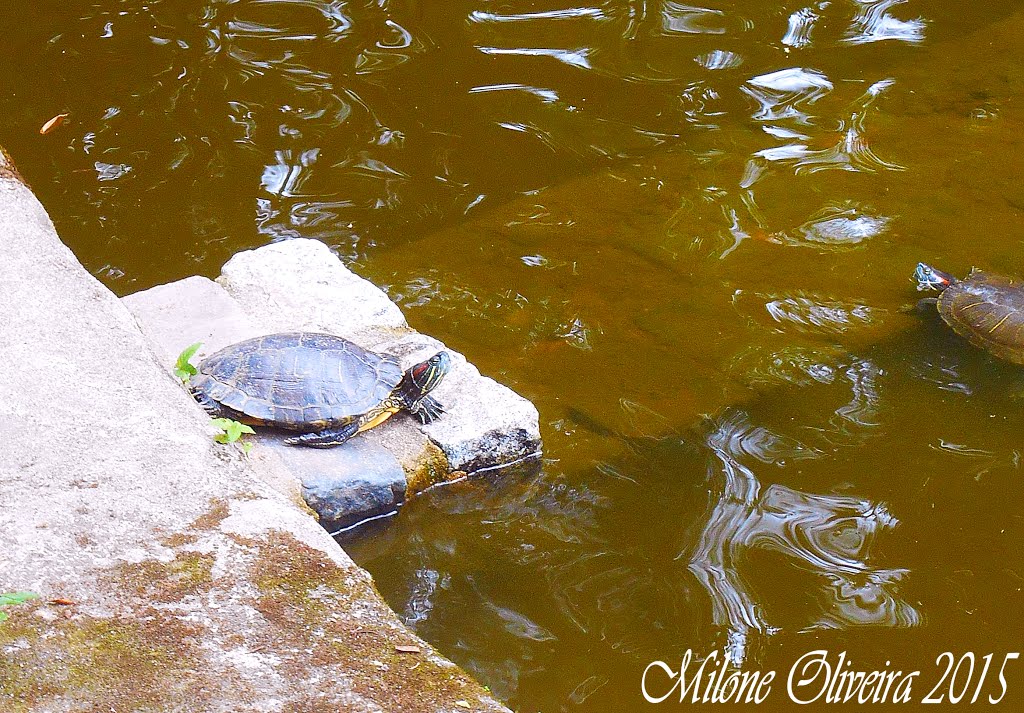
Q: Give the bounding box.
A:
[695,50,744,71]
[844,0,927,45]
[469,8,607,23]
[470,83,561,103]
[781,6,822,49]
[477,45,593,70]
[661,2,729,35]
[729,345,844,388]
[743,67,834,124]
[745,77,904,183]
[833,359,884,428]
[762,294,880,335]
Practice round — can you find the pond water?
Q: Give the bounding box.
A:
[3,1,1024,710]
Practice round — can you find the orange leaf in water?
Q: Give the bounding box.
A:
[39,113,69,135]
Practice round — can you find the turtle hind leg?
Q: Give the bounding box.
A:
[192,389,228,418]
[284,421,361,448]
[409,395,445,425]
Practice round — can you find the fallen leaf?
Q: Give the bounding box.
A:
[49,598,76,606]
[39,113,69,135]
[455,702,471,709]
[395,645,421,654]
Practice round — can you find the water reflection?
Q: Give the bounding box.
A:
[743,68,834,124]
[745,77,904,180]
[688,411,920,665]
[781,5,821,49]
[661,3,729,35]
[845,0,927,45]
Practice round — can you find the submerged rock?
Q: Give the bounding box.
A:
[282,437,407,534]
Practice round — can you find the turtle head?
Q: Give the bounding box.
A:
[397,351,451,407]
[411,351,451,392]
[913,263,956,292]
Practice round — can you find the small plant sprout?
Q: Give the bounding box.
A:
[211,417,255,453]
[174,342,203,383]
[0,591,38,624]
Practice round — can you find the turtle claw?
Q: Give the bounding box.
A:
[411,395,445,425]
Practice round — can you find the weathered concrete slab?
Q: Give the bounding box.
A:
[0,154,508,713]
[123,275,267,361]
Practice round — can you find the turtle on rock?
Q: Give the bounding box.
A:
[913,263,1024,365]
[190,332,451,447]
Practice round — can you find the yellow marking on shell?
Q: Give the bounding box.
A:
[989,313,1011,334]
[957,301,986,311]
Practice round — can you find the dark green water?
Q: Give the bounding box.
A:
[3,1,1024,710]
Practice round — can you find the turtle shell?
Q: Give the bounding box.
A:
[937,269,1024,365]
[191,333,403,430]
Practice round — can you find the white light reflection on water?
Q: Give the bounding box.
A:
[845,0,927,45]
[688,411,921,665]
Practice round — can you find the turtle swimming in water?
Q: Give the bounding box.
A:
[190,332,451,447]
[914,263,1024,365]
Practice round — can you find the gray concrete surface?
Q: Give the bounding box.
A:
[0,153,508,713]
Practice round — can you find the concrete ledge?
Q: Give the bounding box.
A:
[0,151,509,712]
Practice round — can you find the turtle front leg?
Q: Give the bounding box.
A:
[284,421,361,448]
[409,395,445,425]
[915,297,939,315]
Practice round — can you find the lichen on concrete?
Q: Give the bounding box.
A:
[250,530,496,713]
[0,588,206,712]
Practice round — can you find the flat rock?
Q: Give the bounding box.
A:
[218,238,408,340]
[217,238,543,474]
[123,239,543,534]
[123,277,423,530]
[123,275,266,364]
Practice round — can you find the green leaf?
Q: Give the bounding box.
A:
[211,418,255,446]
[0,612,7,624]
[0,592,38,606]
[241,441,253,454]
[174,342,202,382]
[232,422,255,439]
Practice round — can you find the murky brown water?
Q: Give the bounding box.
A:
[4,1,1024,710]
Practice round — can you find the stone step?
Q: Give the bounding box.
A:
[123,238,542,532]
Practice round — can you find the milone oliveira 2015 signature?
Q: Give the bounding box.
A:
[642,649,1020,705]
